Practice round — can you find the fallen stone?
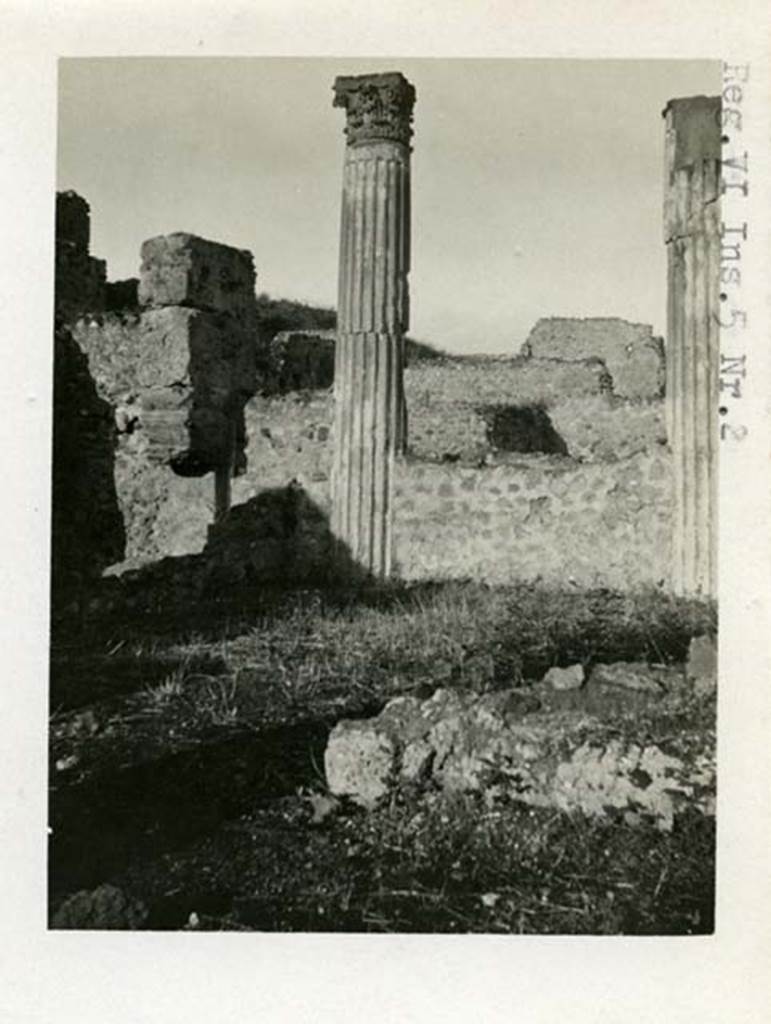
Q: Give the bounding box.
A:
[686,634,717,695]
[138,233,257,324]
[323,721,397,808]
[51,884,148,930]
[589,661,671,694]
[543,664,584,690]
[324,687,715,831]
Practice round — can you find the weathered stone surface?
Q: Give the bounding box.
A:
[72,307,258,475]
[406,356,611,409]
[392,450,673,591]
[522,318,665,400]
[664,97,721,598]
[549,395,667,463]
[589,662,677,694]
[334,72,416,147]
[324,722,397,808]
[138,233,257,323]
[686,634,717,695]
[51,884,148,930]
[324,688,715,830]
[543,664,584,690]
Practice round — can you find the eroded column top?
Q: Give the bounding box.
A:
[663,95,721,169]
[333,72,416,147]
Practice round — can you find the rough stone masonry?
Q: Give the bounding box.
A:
[52,211,261,592]
[135,232,259,495]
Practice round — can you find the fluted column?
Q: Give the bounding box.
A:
[663,96,721,597]
[331,72,415,578]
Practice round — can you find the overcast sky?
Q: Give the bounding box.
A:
[57,57,719,354]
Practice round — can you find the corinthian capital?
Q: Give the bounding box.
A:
[333,72,416,147]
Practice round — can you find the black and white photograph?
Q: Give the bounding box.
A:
[2,3,770,1022]
[49,55,721,934]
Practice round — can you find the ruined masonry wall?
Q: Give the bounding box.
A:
[63,320,672,589]
[393,452,673,590]
[51,190,673,593]
[522,317,665,400]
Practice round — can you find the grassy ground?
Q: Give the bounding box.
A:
[49,580,716,933]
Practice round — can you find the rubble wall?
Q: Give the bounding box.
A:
[522,317,665,400]
[54,341,673,589]
[392,451,673,590]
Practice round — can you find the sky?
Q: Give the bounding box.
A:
[57,57,719,354]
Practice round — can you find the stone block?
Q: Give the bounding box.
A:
[589,662,675,694]
[140,389,233,474]
[138,232,257,322]
[72,307,258,476]
[522,317,665,399]
[543,664,584,690]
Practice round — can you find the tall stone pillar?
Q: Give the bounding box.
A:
[663,96,721,598]
[331,72,415,578]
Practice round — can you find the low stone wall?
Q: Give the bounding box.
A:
[408,393,666,464]
[235,393,333,495]
[549,395,666,463]
[65,375,671,589]
[392,450,673,590]
[406,355,611,407]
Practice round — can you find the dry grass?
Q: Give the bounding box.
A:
[50,580,716,933]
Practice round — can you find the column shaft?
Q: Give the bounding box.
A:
[331,73,415,578]
[664,96,720,597]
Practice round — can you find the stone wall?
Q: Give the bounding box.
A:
[51,192,675,600]
[522,318,665,400]
[406,358,665,464]
[392,451,673,591]
[56,346,672,589]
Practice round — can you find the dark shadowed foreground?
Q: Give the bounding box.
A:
[49,581,715,934]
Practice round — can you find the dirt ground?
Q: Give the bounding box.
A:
[48,581,716,933]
